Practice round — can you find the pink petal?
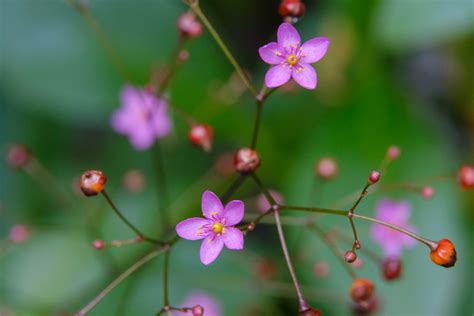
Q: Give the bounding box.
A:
[176,217,209,240]
[224,200,244,226]
[300,37,330,64]
[201,191,224,219]
[382,240,403,258]
[151,101,172,138]
[292,63,317,89]
[259,42,284,65]
[265,64,292,88]
[129,126,156,150]
[111,107,134,134]
[200,236,224,265]
[277,23,301,48]
[120,85,141,108]
[222,227,244,250]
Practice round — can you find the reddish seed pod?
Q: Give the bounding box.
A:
[430,239,457,268]
[381,257,402,280]
[191,305,204,316]
[458,165,474,190]
[386,145,400,160]
[177,12,202,39]
[368,171,381,184]
[92,239,105,250]
[315,157,339,180]
[188,123,214,152]
[80,170,107,196]
[279,0,306,20]
[344,250,357,263]
[350,278,375,303]
[234,147,261,174]
[6,144,31,169]
[299,307,321,316]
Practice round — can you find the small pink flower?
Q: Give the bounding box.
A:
[256,190,284,213]
[9,224,29,244]
[259,23,329,89]
[174,291,222,316]
[176,191,245,265]
[370,199,417,258]
[111,85,172,150]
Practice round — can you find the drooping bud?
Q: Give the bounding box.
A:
[421,186,434,199]
[299,307,321,316]
[368,171,381,184]
[191,305,204,316]
[430,239,457,268]
[458,165,474,190]
[315,157,339,180]
[80,170,107,196]
[92,239,105,250]
[234,148,261,174]
[279,0,306,22]
[188,124,214,152]
[6,144,31,169]
[386,145,400,160]
[344,250,357,263]
[177,12,202,39]
[350,278,375,303]
[381,257,402,280]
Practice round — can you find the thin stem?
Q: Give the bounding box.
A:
[251,174,277,205]
[250,102,263,149]
[101,191,163,245]
[274,210,309,312]
[187,1,257,97]
[279,205,348,217]
[152,142,169,232]
[347,182,371,250]
[331,229,383,263]
[76,248,164,316]
[352,214,437,249]
[157,36,187,95]
[163,249,170,307]
[221,174,247,203]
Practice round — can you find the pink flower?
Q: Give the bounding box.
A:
[174,291,222,316]
[370,199,417,258]
[111,85,172,150]
[259,23,329,89]
[176,191,245,265]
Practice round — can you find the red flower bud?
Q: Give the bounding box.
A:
[80,170,107,196]
[344,250,357,263]
[92,239,105,250]
[279,0,306,20]
[458,165,474,190]
[299,307,321,316]
[386,145,400,160]
[6,144,31,169]
[381,257,402,280]
[315,157,338,180]
[191,305,204,316]
[234,148,260,174]
[350,278,375,303]
[430,239,457,268]
[177,12,202,39]
[421,186,434,199]
[351,296,379,315]
[368,171,380,184]
[188,124,214,152]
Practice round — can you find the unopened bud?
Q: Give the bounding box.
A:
[234,148,260,174]
[350,278,375,303]
[92,239,105,250]
[6,144,31,169]
[421,186,434,199]
[279,0,306,22]
[191,305,204,316]
[458,165,474,190]
[299,307,321,316]
[368,171,380,184]
[177,12,202,39]
[188,124,214,152]
[80,170,107,196]
[381,257,402,280]
[315,157,339,180]
[387,145,400,160]
[430,239,456,268]
[344,250,357,263]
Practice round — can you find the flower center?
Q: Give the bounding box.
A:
[287,54,298,66]
[212,222,224,234]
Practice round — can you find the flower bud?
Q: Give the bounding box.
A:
[350,278,374,303]
[188,124,214,152]
[80,170,107,196]
[92,239,105,250]
[421,186,434,199]
[279,0,306,21]
[234,148,260,174]
[6,144,31,169]
[315,157,338,180]
[191,305,204,316]
[386,145,400,160]
[299,307,321,316]
[344,250,357,263]
[430,239,456,268]
[381,257,402,280]
[368,171,380,184]
[177,12,202,39]
[458,165,474,190]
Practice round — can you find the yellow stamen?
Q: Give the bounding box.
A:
[287,54,298,66]
[212,222,224,234]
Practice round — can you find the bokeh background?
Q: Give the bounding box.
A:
[1,0,473,315]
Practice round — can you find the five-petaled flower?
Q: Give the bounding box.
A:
[111,85,172,150]
[370,199,417,258]
[176,191,245,265]
[259,22,329,89]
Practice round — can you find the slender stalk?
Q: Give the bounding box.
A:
[76,248,164,316]
[251,174,277,205]
[352,214,437,249]
[163,249,170,307]
[186,1,257,97]
[221,174,247,203]
[250,103,263,149]
[152,142,169,232]
[157,37,187,95]
[347,182,371,250]
[101,191,163,245]
[279,205,348,216]
[331,230,383,263]
[274,210,309,312]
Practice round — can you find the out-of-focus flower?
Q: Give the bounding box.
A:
[176,191,245,265]
[458,165,474,190]
[315,157,338,180]
[92,239,105,250]
[123,169,145,193]
[174,291,222,316]
[111,85,172,150]
[6,144,31,169]
[386,145,400,161]
[256,190,284,212]
[421,186,434,199]
[370,199,417,258]
[177,12,203,39]
[259,23,329,89]
[9,224,29,243]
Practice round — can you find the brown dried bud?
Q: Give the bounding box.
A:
[344,250,357,263]
[191,305,204,316]
[381,257,402,280]
[177,12,202,39]
[430,239,457,268]
[6,144,31,169]
[315,157,338,180]
[368,171,380,184]
[234,148,260,174]
[350,278,375,303]
[458,165,474,190]
[80,170,107,196]
[188,123,214,152]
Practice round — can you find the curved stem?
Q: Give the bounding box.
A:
[347,182,371,250]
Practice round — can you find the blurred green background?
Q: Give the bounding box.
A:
[1,0,473,315]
